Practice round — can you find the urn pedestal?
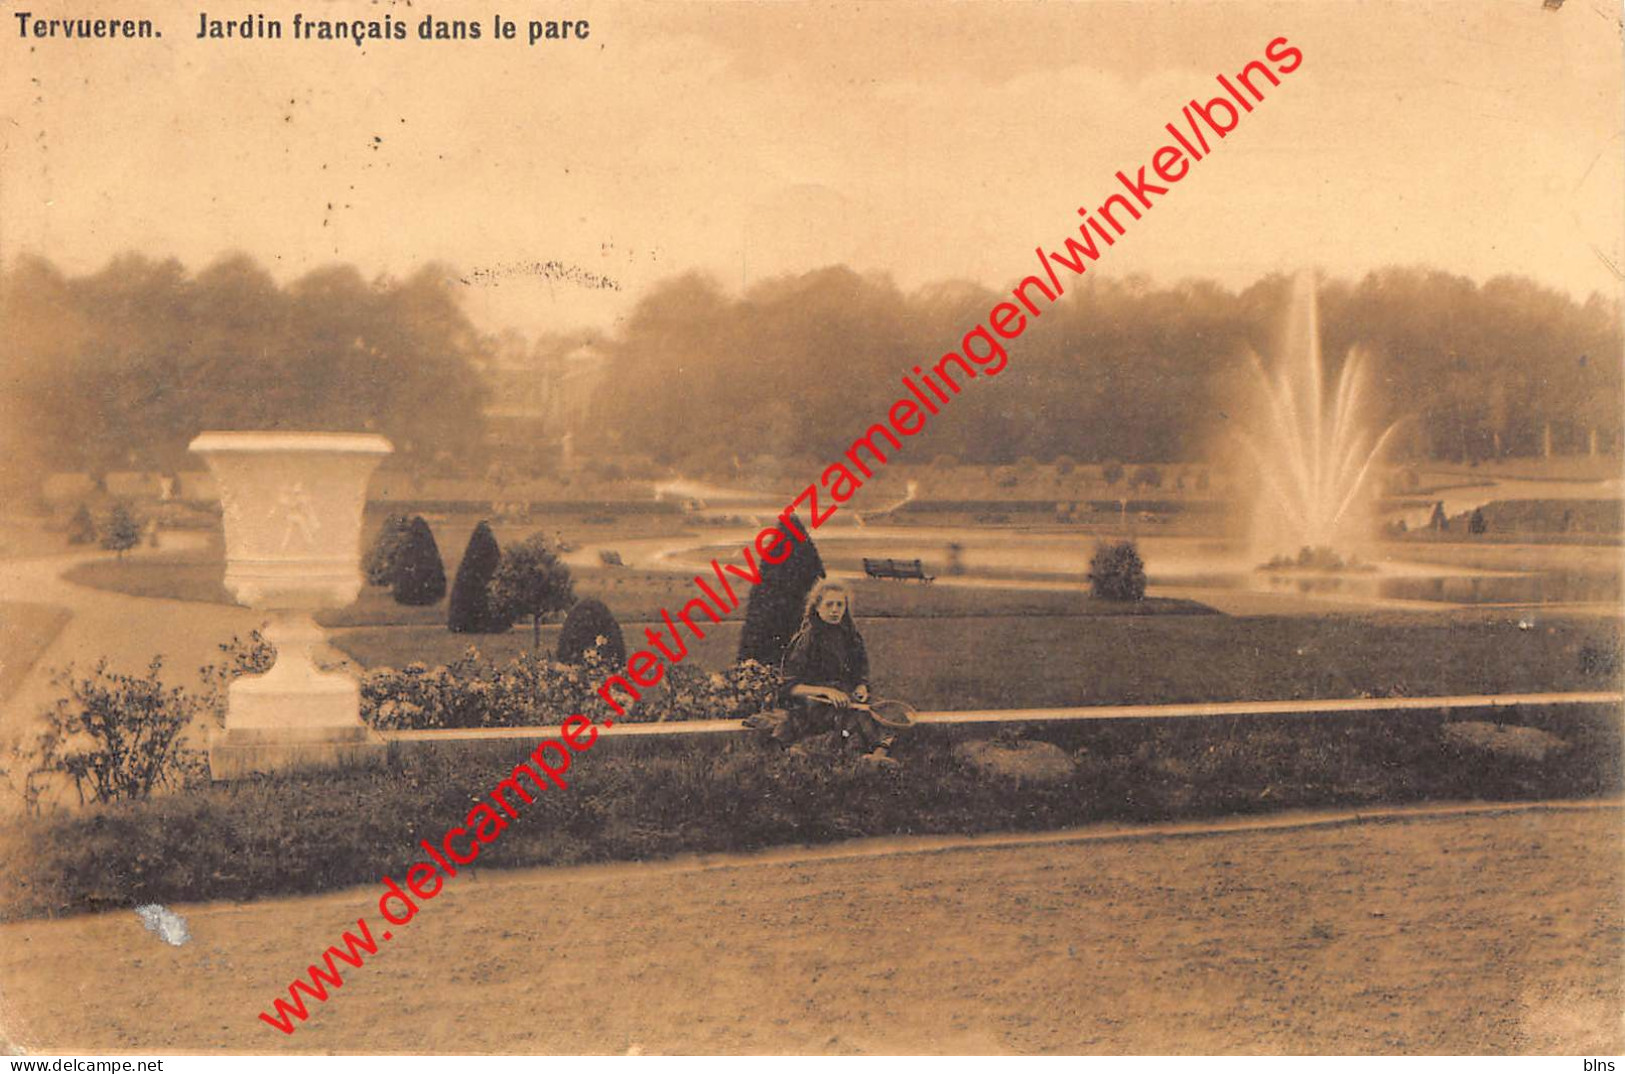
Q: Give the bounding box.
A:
[189,431,392,779]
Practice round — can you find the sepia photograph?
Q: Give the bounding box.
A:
[0,0,1622,1057]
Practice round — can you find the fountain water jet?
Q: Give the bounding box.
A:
[1240,274,1405,563]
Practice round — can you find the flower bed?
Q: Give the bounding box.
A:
[359,645,779,730]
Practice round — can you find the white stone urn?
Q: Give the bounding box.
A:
[189,431,392,777]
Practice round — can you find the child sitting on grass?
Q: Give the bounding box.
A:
[775,579,900,767]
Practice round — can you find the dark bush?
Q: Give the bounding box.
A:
[489,533,574,649]
[1101,461,1124,487]
[7,706,1618,920]
[556,598,627,666]
[738,512,824,667]
[1088,540,1147,602]
[100,503,141,558]
[364,513,412,586]
[1469,507,1487,535]
[1131,465,1163,490]
[392,516,447,606]
[448,520,507,633]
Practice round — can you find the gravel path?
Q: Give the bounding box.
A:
[2,806,1618,1055]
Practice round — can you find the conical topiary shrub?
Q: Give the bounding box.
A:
[364,512,411,586]
[737,512,825,667]
[100,502,142,558]
[556,598,627,667]
[392,515,447,606]
[448,520,508,633]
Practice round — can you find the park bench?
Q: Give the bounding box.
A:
[862,557,934,583]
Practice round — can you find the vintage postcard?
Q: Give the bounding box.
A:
[1,0,1621,1058]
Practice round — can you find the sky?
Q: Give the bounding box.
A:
[3,0,1622,337]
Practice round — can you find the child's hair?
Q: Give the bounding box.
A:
[797,578,855,634]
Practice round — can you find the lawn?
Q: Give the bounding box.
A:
[0,602,73,704]
[328,612,1623,712]
[66,552,1213,625]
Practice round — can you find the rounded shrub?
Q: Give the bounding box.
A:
[1088,540,1147,602]
[556,598,627,667]
[392,516,447,606]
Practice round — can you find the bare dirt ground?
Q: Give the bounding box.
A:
[1,806,1620,1055]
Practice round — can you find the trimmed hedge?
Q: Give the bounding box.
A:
[448,520,506,633]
